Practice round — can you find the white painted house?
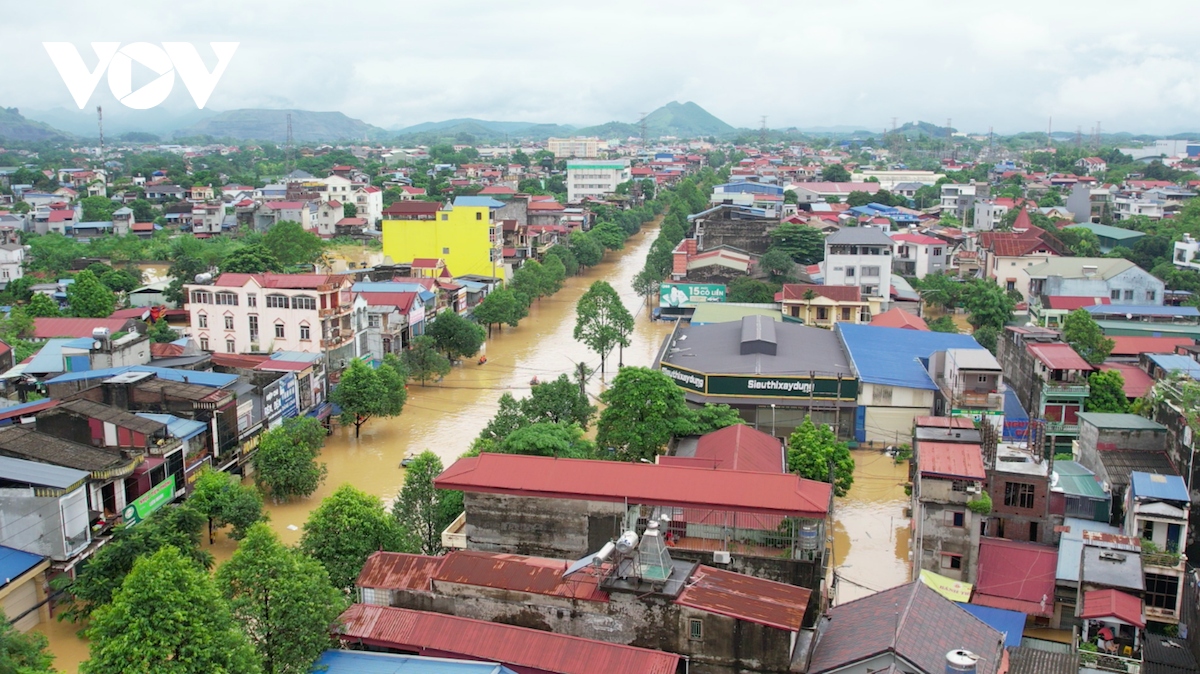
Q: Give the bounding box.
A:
[823,227,896,305]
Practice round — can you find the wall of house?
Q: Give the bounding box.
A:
[987,471,1051,544]
[1079,422,1167,453]
[858,383,935,444]
[0,487,88,561]
[916,482,981,582]
[693,214,774,255]
[382,206,502,279]
[1043,269,1165,305]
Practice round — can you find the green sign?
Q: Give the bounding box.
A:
[660,364,858,400]
[660,283,726,307]
[122,475,176,526]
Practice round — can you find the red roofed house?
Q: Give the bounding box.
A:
[998,327,1093,454]
[1079,588,1144,652]
[1033,295,1111,329]
[353,547,809,674]
[359,290,426,358]
[1099,361,1155,399]
[434,452,831,592]
[33,317,143,340]
[183,273,357,366]
[913,442,986,581]
[777,283,872,328]
[891,232,948,279]
[1107,336,1194,360]
[979,214,1065,298]
[869,307,928,331]
[973,537,1058,617]
[659,424,784,473]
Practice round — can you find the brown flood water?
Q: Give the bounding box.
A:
[831,450,913,605]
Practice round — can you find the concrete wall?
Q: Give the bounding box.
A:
[1041,268,1165,306]
[915,480,981,582]
[1079,420,1167,453]
[987,471,1053,544]
[0,487,89,561]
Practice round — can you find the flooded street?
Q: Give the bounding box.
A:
[831,450,912,604]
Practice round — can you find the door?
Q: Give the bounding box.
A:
[1168,523,1182,553]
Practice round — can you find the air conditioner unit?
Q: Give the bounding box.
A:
[966,486,980,494]
[713,551,732,564]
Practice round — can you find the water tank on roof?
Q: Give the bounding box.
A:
[615,531,639,555]
[945,650,978,674]
[194,273,213,284]
[92,327,110,340]
[799,521,820,550]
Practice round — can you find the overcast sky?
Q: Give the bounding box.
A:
[8,1,1200,135]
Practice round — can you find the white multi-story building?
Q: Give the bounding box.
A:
[891,232,947,279]
[548,137,601,159]
[973,199,1008,231]
[940,183,979,221]
[184,273,362,367]
[1173,234,1200,271]
[566,159,631,203]
[823,227,895,304]
[353,185,384,229]
[1114,197,1166,221]
[0,243,24,284]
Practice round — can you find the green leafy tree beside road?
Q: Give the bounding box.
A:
[786,416,855,497]
[300,484,407,590]
[253,417,328,501]
[66,270,116,318]
[331,355,408,437]
[402,335,452,385]
[426,310,486,362]
[574,281,633,375]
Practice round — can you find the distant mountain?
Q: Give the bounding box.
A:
[174,109,389,142]
[393,118,575,135]
[895,121,954,138]
[391,118,577,143]
[577,101,734,139]
[0,107,72,142]
[25,106,216,138]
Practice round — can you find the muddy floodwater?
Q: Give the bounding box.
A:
[831,450,913,604]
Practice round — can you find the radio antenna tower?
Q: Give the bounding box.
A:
[638,112,648,149]
[285,113,295,175]
[1075,126,1083,149]
[96,106,104,164]
[1092,121,1102,149]
[759,115,768,145]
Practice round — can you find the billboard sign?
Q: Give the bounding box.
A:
[122,475,176,526]
[659,283,726,308]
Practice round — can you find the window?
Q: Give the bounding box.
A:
[945,511,965,527]
[941,553,963,570]
[1145,573,1180,611]
[266,294,289,309]
[198,313,208,328]
[215,292,237,306]
[368,314,381,328]
[933,247,943,256]
[1111,290,1121,299]
[200,337,209,350]
[300,324,311,341]
[442,247,450,254]
[249,315,259,341]
[1124,289,1134,300]
[841,307,852,321]
[1003,482,1035,509]
[191,290,212,304]
[223,315,234,330]
[292,295,317,311]
[951,480,973,492]
[1142,520,1155,540]
[274,322,285,339]
[688,619,703,640]
[863,266,880,277]
[817,307,829,320]
[845,266,856,277]
[1147,290,1156,302]
[247,293,257,307]
[441,214,448,221]
[475,211,482,220]
[226,339,235,353]
[978,375,989,383]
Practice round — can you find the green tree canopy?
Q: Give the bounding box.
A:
[0,609,56,673]
[1062,308,1115,366]
[332,356,408,437]
[401,335,451,385]
[542,254,567,296]
[80,195,118,223]
[262,220,324,267]
[590,221,627,250]
[27,233,83,275]
[253,417,328,501]
[217,523,346,674]
[522,373,595,428]
[472,287,526,335]
[727,276,778,303]
[1087,369,1130,413]
[544,245,579,277]
[426,310,486,361]
[100,268,142,294]
[221,244,284,274]
[509,259,550,304]
[573,280,633,375]
[188,467,264,543]
[499,422,596,458]
[24,293,60,318]
[147,319,179,343]
[769,223,826,265]
[569,232,604,268]
[927,315,959,333]
[760,248,796,282]
[392,451,460,555]
[66,270,117,318]
[596,367,691,461]
[82,545,260,674]
[300,484,406,589]
[786,416,855,497]
[962,280,1015,332]
[821,164,851,182]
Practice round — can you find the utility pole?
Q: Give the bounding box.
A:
[1047,116,1053,149]
[987,126,994,160]
[1075,126,1083,149]
[96,105,103,165]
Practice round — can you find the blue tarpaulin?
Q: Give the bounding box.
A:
[956,602,1026,648]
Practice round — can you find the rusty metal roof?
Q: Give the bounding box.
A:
[337,604,680,674]
[917,442,986,480]
[432,550,607,602]
[57,399,166,435]
[356,551,440,591]
[675,565,809,631]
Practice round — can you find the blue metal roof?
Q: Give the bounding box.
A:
[1085,304,1200,318]
[270,350,322,364]
[0,545,44,586]
[136,413,206,441]
[312,651,517,674]
[1146,354,1200,379]
[452,196,505,209]
[0,455,89,489]
[837,324,984,390]
[26,338,81,374]
[715,182,784,196]
[954,603,1025,648]
[1130,471,1189,502]
[46,365,237,388]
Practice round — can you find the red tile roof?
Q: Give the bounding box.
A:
[210,353,269,369]
[1100,362,1154,399]
[212,273,343,289]
[337,604,680,674]
[1027,342,1093,371]
[1081,589,1144,627]
[675,565,810,631]
[870,307,929,331]
[411,258,442,268]
[980,232,1052,258]
[527,200,565,211]
[358,292,417,312]
[33,317,132,339]
[433,550,607,602]
[479,185,516,194]
[47,211,75,223]
[1044,296,1111,310]
[688,424,783,473]
[973,538,1058,617]
[891,233,943,245]
[917,442,985,480]
[255,359,311,372]
[435,453,831,518]
[1108,336,1194,357]
[914,416,975,429]
[383,201,440,217]
[335,217,367,226]
[264,200,305,210]
[108,307,150,320]
[779,283,862,303]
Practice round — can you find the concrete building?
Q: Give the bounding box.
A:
[1065,183,1114,224]
[1173,233,1200,272]
[823,227,895,304]
[849,169,944,190]
[891,232,947,279]
[931,347,1004,422]
[1025,258,1164,306]
[548,137,601,159]
[381,198,506,281]
[686,204,777,255]
[987,444,1054,544]
[657,316,858,438]
[777,284,873,327]
[997,328,1092,454]
[786,182,880,204]
[912,441,986,581]
[1125,471,1189,624]
[0,456,91,564]
[0,243,25,285]
[184,273,361,367]
[1075,413,1174,526]
[940,182,982,221]
[972,537,1058,622]
[566,159,630,203]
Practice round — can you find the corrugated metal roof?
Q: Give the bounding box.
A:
[974,538,1058,617]
[357,551,440,591]
[1087,304,1200,318]
[1108,336,1193,356]
[954,603,1025,648]
[0,454,89,489]
[1056,518,1121,583]
[1130,471,1189,502]
[1144,636,1200,674]
[1052,461,1107,498]
[33,317,132,339]
[432,550,607,602]
[1147,354,1200,379]
[313,650,518,674]
[675,565,809,631]
[0,545,44,587]
[47,365,237,388]
[0,426,128,473]
[690,425,783,473]
[135,413,206,442]
[435,454,831,518]
[837,324,984,390]
[337,604,680,674]
[1100,362,1155,398]
[58,399,165,434]
[1076,413,1166,431]
[914,416,975,429]
[1043,296,1110,310]
[1080,589,1144,627]
[1008,646,1078,674]
[917,442,985,480]
[1027,343,1092,371]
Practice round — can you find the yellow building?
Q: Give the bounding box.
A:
[778,283,876,327]
[381,197,505,280]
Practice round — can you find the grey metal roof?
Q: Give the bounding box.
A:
[1009,647,1078,674]
[914,427,982,444]
[825,227,896,246]
[1098,450,1177,487]
[1056,517,1120,583]
[1080,545,1144,591]
[1144,635,1200,674]
[661,320,853,377]
[0,455,89,489]
[1077,413,1167,431]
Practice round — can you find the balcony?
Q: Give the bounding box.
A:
[1043,382,1090,396]
[957,391,1004,409]
[1080,651,1140,674]
[441,511,467,549]
[1044,421,1080,435]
